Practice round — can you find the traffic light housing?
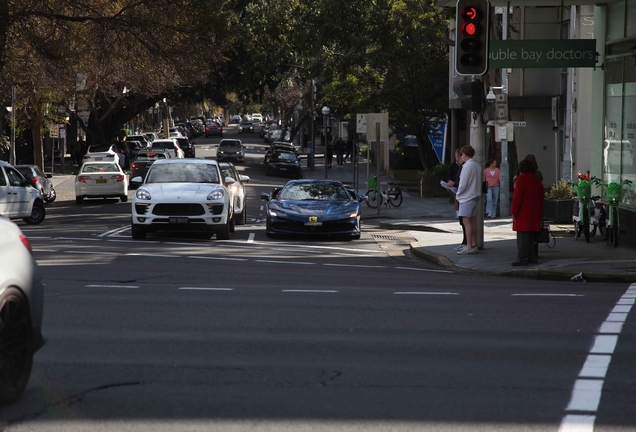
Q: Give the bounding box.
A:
[455,0,490,76]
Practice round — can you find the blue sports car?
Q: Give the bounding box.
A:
[260,180,366,239]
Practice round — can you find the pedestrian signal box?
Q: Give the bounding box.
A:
[455,0,490,76]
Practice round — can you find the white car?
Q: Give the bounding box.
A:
[83,143,121,167]
[0,161,46,224]
[150,139,185,159]
[251,113,263,123]
[0,217,45,404]
[131,159,235,240]
[75,161,129,204]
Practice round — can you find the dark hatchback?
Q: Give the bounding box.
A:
[216,139,245,163]
[174,136,196,158]
[264,150,302,179]
[129,150,172,187]
[205,122,223,138]
[260,180,364,239]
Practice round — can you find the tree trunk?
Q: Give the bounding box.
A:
[31,112,44,171]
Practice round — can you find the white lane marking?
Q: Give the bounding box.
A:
[394,266,453,274]
[565,380,604,412]
[282,290,338,293]
[255,260,314,265]
[589,335,618,354]
[578,355,612,379]
[25,236,51,239]
[188,256,248,261]
[108,239,160,244]
[324,263,386,268]
[617,298,635,305]
[511,294,585,297]
[560,283,636,430]
[86,285,139,289]
[247,233,255,243]
[126,253,179,258]
[247,240,385,254]
[32,249,58,252]
[65,251,120,255]
[558,414,596,432]
[260,205,264,211]
[179,287,233,291]
[99,225,130,237]
[57,237,102,241]
[394,292,459,295]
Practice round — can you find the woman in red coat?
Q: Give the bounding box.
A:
[511,159,544,266]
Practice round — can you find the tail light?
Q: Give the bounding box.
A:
[112,175,125,182]
[78,176,89,183]
[19,235,32,255]
[31,176,39,185]
[131,163,139,169]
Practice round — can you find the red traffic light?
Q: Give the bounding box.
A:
[460,21,479,37]
[460,6,482,21]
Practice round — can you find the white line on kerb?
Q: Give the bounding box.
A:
[559,282,636,430]
[86,285,139,289]
[179,287,233,291]
[394,266,453,274]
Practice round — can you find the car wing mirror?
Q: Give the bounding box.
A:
[260,192,270,201]
[131,176,143,184]
[239,175,250,183]
[359,194,368,202]
[224,177,235,186]
[46,174,53,178]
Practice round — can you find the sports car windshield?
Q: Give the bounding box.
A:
[278,183,351,201]
[146,163,220,184]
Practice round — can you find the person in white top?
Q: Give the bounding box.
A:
[455,145,482,254]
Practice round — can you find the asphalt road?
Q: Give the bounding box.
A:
[3,126,636,432]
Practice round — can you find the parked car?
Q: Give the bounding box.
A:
[264,150,302,179]
[218,162,250,225]
[238,121,255,133]
[75,161,129,204]
[130,159,235,240]
[14,165,56,203]
[129,149,172,187]
[260,180,364,239]
[125,134,150,148]
[0,161,46,224]
[205,121,223,138]
[0,217,45,404]
[216,139,245,163]
[252,113,263,123]
[174,136,196,158]
[229,115,241,125]
[150,139,185,158]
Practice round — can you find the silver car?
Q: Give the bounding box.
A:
[0,217,45,404]
[14,165,56,203]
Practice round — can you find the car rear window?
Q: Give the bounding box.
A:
[15,167,33,178]
[220,141,241,148]
[88,143,113,153]
[81,163,120,173]
[136,153,166,161]
[151,142,175,150]
[146,163,220,184]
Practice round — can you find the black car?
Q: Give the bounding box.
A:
[264,150,302,179]
[174,136,196,158]
[264,142,297,165]
[14,164,56,203]
[238,121,254,133]
[216,139,245,163]
[205,121,223,137]
[129,149,172,187]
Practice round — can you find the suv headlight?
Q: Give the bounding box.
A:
[135,189,152,200]
[207,189,224,200]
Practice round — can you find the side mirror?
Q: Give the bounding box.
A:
[224,176,235,186]
[239,175,250,184]
[260,192,270,201]
[359,195,368,202]
[131,176,143,184]
[46,174,53,178]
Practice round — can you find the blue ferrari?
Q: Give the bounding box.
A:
[260,180,366,239]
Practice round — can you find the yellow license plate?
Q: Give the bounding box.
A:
[309,216,318,222]
[96,179,107,184]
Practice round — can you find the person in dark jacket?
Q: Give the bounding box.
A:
[335,137,345,167]
[511,159,545,266]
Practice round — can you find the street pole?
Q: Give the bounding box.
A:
[9,86,15,165]
[376,122,381,216]
[499,6,510,218]
[470,108,486,248]
[322,106,330,179]
[308,79,315,170]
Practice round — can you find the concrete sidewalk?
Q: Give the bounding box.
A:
[301,145,636,283]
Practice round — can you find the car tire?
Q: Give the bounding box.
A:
[229,211,235,234]
[235,207,247,225]
[0,287,34,406]
[76,196,84,204]
[120,195,128,203]
[216,222,231,240]
[45,187,56,203]
[131,224,146,240]
[23,201,45,225]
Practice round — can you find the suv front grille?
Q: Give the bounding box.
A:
[152,203,205,216]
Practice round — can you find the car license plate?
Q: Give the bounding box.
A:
[96,179,107,184]
[304,222,322,226]
[279,167,287,171]
[169,217,188,224]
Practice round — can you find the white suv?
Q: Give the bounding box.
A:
[251,113,263,123]
[0,161,46,224]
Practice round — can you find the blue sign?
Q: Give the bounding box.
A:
[404,135,418,147]
[426,116,448,163]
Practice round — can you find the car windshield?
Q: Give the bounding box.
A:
[15,167,33,178]
[146,163,220,184]
[278,183,350,201]
[151,141,175,150]
[220,141,241,148]
[88,143,113,153]
[136,153,167,162]
[273,152,297,162]
[81,163,120,173]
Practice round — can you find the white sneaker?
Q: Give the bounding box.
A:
[454,244,466,251]
[458,246,478,255]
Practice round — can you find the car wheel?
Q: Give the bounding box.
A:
[76,196,84,204]
[23,201,45,225]
[120,195,128,203]
[0,287,34,405]
[131,224,146,240]
[235,208,247,225]
[229,211,236,234]
[45,187,57,203]
[216,222,231,240]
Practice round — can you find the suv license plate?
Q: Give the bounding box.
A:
[169,217,188,224]
[304,222,322,226]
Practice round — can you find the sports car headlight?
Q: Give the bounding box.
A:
[268,208,281,217]
[207,189,224,200]
[349,211,359,218]
[135,189,152,200]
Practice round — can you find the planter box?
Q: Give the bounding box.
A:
[544,199,575,223]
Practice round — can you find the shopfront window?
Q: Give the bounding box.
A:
[605,58,624,183]
[607,1,625,41]
[628,0,636,37]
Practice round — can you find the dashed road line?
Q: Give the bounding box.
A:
[255,260,314,265]
[188,256,248,261]
[179,287,233,291]
[281,290,338,293]
[512,294,585,297]
[394,292,459,295]
[86,285,139,289]
[324,263,386,268]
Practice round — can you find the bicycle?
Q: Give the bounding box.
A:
[365,176,403,209]
[592,177,633,247]
[571,175,593,243]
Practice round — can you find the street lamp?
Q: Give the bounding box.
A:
[322,106,330,179]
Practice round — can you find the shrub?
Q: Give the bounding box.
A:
[545,179,575,200]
